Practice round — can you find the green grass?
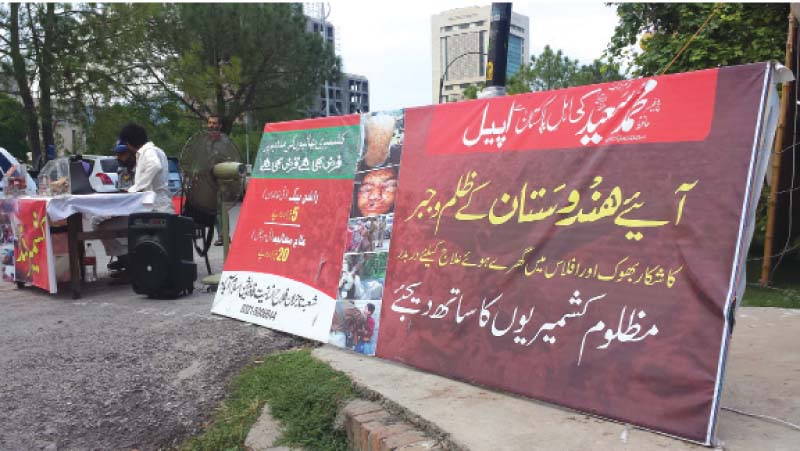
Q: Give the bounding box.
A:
[181,348,354,451]
[741,253,800,308]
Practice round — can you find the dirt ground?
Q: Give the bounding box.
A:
[0,279,301,451]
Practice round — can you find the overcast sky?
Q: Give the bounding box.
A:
[327,1,621,111]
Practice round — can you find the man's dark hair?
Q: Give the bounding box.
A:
[366,303,375,313]
[118,123,149,149]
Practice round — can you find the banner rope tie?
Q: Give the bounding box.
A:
[721,406,800,431]
[658,4,723,75]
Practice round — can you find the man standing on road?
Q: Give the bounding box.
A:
[206,115,229,246]
[102,124,174,275]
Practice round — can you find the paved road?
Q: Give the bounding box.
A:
[0,205,303,450]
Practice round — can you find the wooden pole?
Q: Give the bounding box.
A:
[761,12,797,286]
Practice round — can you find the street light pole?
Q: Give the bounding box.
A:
[438,51,486,104]
[481,2,512,99]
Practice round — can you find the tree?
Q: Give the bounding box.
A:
[0,93,27,159]
[85,102,201,158]
[1,3,131,164]
[484,46,624,97]
[462,83,485,100]
[572,59,626,87]
[607,3,788,76]
[521,45,581,92]
[3,3,42,164]
[129,3,340,134]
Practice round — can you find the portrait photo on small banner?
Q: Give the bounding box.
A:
[0,201,16,282]
[357,110,404,173]
[350,167,399,218]
[330,252,388,356]
[345,214,393,253]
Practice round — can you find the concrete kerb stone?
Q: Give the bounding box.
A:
[381,431,437,451]
[347,380,460,450]
[367,422,413,451]
[340,397,444,451]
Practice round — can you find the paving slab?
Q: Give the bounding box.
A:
[313,307,800,451]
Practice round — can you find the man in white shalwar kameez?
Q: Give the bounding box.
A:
[100,124,174,275]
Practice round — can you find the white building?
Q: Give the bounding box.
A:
[432,5,530,103]
[304,5,370,116]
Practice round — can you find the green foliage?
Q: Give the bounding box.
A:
[743,259,800,308]
[0,94,28,159]
[362,252,388,280]
[607,3,788,76]
[182,348,353,451]
[462,46,624,99]
[137,3,340,132]
[506,46,624,94]
[85,103,200,158]
[2,3,337,161]
[462,83,485,100]
[228,119,262,166]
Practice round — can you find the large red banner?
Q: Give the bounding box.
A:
[376,63,772,444]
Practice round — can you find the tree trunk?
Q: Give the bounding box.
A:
[38,3,56,162]
[9,3,42,165]
[215,81,232,134]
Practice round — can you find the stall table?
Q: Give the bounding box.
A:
[5,192,156,298]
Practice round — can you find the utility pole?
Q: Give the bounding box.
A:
[760,11,797,286]
[480,3,512,99]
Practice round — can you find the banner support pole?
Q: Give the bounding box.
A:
[761,11,796,286]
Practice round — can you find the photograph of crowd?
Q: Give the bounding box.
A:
[346,215,392,253]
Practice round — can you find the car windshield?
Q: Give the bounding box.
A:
[0,152,13,180]
[99,159,119,173]
[168,159,179,173]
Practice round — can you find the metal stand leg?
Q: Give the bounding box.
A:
[67,213,83,299]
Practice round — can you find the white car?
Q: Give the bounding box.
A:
[167,157,181,196]
[82,155,120,193]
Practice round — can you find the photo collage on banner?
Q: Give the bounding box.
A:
[329,110,404,356]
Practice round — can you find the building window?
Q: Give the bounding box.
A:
[506,35,523,77]
[479,31,486,77]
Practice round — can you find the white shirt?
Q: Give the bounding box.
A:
[128,142,174,213]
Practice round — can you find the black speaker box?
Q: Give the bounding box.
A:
[128,213,197,298]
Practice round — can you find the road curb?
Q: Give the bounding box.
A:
[342,399,443,451]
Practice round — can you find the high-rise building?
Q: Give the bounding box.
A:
[432,6,530,103]
[304,5,370,116]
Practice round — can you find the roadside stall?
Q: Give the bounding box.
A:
[1,156,156,298]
